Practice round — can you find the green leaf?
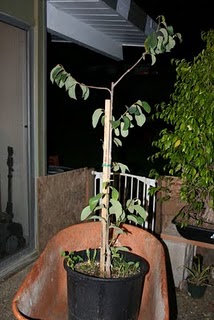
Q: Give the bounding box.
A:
[126,113,133,121]
[50,64,63,83]
[133,205,148,220]
[88,215,102,221]
[126,199,134,213]
[80,84,90,100]
[144,31,157,52]
[92,108,104,128]
[128,105,137,114]
[159,27,169,45]
[165,36,176,52]
[111,187,119,200]
[135,112,146,127]
[112,162,119,172]
[109,226,125,235]
[117,163,129,174]
[174,139,181,148]
[114,128,120,136]
[150,54,156,65]
[113,137,122,147]
[113,245,129,252]
[120,122,129,137]
[176,32,182,43]
[141,101,151,113]
[80,205,91,220]
[127,215,138,224]
[127,215,145,225]
[59,72,69,88]
[109,199,123,221]
[111,120,120,129]
[68,85,77,100]
[55,73,62,86]
[89,193,102,211]
[65,76,77,91]
[167,25,174,36]
[122,116,130,130]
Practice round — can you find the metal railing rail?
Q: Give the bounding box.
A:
[92,171,156,232]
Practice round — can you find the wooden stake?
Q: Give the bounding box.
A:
[100,99,112,277]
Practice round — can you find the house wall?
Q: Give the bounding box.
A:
[0,0,46,277]
[0,0,47,176]
[0,21,29,235]
[0,0,34,24]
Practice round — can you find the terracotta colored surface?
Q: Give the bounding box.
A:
[12,222,169,320]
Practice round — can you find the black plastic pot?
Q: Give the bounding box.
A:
[64,250,149,320]
[172,219,214,244]
[187,281,207,299]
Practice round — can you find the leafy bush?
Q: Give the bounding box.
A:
[151,30,214,224]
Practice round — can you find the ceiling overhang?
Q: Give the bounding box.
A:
[46,0,157,61]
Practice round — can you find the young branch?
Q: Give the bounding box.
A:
[113,54,145,89]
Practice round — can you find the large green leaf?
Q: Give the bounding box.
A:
[135,112,146,127]
[122,116,130,130]
[65,76,76,91]
[111,187,119,201]
[81,205,92,220]
[141,101,151,113]
[80,84,90,100]
[112,162,129,174]
[109,199,123,221]
[92,108,104,128]
[68,85,77,100]
[111,120,120,129]
[113,137,122,147]
[50,64,63,83]
[133,205,148,220]
[120,122,129,137]
[144,31,157,52]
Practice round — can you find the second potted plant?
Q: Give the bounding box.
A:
[150,29,214,244]
[181,254,213,299]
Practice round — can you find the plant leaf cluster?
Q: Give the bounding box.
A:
[150,29,214,223]
[62,248,141,278]
[81,183,148,227]
[92,100,151,148]
[181,254,213,286]
[143,15,182,65]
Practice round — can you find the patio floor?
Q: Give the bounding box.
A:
[0,263,213,320]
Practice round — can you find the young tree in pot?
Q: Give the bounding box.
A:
[50,16,181,319]
[150,30,214,234]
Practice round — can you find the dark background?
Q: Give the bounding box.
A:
[47,2,213,176]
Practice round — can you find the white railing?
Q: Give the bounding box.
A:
[92,171,156,233]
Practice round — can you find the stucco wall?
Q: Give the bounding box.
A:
[156,176,186,234]
[0,0,34,25]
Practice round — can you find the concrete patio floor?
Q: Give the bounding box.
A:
[0,263,213,320]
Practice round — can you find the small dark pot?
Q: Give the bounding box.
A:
[187,281,207,299]
[172,219,214,244]
[64,250,149,320]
